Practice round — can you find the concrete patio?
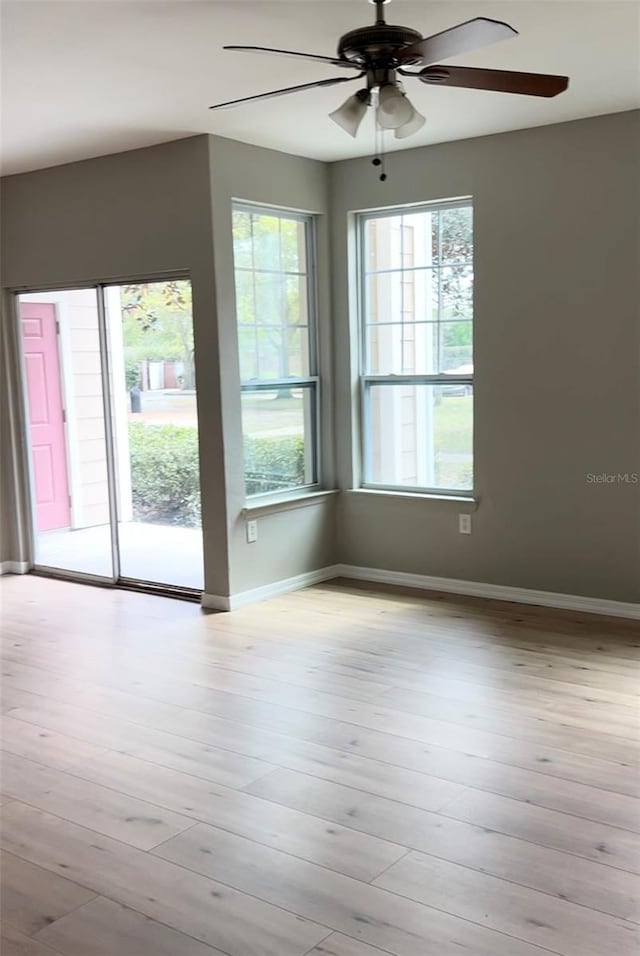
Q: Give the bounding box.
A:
[37,521,204,590]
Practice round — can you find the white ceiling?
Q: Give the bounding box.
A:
[1,0,638,175]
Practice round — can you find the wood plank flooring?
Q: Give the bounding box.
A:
[0,575,638,956]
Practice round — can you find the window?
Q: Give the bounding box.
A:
[232,204,318,497]
[358,201,473,494]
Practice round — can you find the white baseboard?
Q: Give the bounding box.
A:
[9,552,636,620]
[205,561,639,620]
[0,561,30,576]
[333,564,640,621]
[202,565,341,612]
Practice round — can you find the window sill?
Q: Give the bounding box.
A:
[242,489,339,518]
[346,488,479,507]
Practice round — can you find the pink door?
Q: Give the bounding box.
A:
[21,303,71,532]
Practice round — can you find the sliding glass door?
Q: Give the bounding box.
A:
[104,280,203,590]
[18,280,204,592]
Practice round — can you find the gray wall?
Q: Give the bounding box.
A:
[2,113,638,604]
[207,136,335,595]
[0,136,229,594]
[330,111,640,603]
[0,134,337,597]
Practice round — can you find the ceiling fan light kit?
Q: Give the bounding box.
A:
[329,88,371,137]
[212,0,569,181]
[394,103,426,140]
[376,82,414,129]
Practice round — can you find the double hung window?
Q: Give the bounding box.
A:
[232,204,319,497]
[358,201,474,494]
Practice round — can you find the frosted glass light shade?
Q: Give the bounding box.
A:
[377,84,414,130]
[329,90,370,137]
[395,105,426,139]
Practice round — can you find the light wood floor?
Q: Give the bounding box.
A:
[1,575,638,956]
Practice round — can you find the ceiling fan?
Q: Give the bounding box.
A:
[210,0,569,172]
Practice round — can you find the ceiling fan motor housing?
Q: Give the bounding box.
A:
[337,24,423,66]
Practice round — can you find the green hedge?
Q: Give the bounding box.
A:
[129,422,201,527]
[128,423,306,525]
[244,434,306,495]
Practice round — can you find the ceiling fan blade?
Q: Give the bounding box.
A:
[418,65,569,97]
[397,17,517,67]
[224,45,360,68]
[209,74,364,110]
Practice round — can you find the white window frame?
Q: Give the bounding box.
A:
[357,198,474,497]
[232,202,321,500]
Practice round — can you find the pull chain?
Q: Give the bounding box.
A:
[372,104,388,182]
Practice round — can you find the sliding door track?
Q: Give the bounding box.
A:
[30,568,202,604]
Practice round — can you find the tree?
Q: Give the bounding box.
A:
[232,211,307,385]
[437,206,473,321]
[121,280,195,388]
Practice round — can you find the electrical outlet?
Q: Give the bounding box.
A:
[246,519,258,543]
[459,513,471,535]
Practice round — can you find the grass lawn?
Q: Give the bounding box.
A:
[434,394,473,489]
[434,395,473,454]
